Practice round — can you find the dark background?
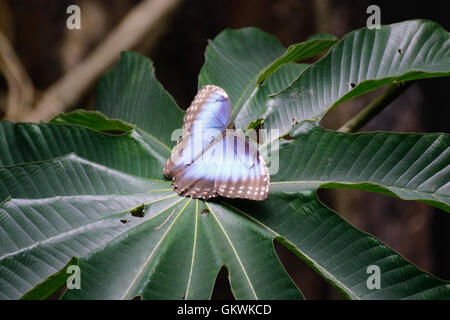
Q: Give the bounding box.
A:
[0,0,448,299]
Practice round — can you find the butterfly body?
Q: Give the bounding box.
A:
[164,85,270,201]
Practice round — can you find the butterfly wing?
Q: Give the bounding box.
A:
[173,132,270,200]
[164,85,231,178]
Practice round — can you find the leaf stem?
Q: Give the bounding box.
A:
[338,81,413,133]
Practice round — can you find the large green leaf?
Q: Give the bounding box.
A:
[268,122,450,212]
[198,27,335,129]
[0,120,168,189]
[228,193,450,299]
[95,51,184,149]
[264,20,450,136]
[1,21,450,300]
[1,118,448,299]
[1,119,448,300]
[0,120,301,300]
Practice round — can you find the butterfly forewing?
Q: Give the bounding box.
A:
[164,85,231,178]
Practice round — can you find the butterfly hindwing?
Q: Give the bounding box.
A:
[173,133,270,200]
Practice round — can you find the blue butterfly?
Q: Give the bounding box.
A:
[164,85,270,200]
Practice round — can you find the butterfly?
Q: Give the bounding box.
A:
[164,85,270,200]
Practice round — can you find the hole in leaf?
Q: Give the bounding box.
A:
[200,208,210,216]
[320,86,385,131]
[350,82,356,88]
[247,118,263,131]
[398,48,402,54]
[120,219,128,224]
[210,266,234,300]
[130,204,145,218]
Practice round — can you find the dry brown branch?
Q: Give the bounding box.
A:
[0,30,34,121]
[20,0,182,122]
